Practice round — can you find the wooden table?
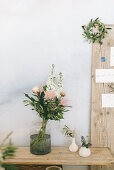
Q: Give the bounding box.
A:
[3,147,114,167]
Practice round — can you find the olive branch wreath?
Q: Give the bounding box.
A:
[82,18,112,45]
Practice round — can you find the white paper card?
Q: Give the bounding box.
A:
[96,69,114,83]
[110,47,114,66]
[102,94,114,108]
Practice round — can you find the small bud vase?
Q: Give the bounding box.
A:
[69,137,78,152]
[79,147,91,157]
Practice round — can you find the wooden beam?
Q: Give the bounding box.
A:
[90,25,114,170]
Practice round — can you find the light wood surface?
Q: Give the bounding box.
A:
[3,147,114,166]
[91,25,114,170]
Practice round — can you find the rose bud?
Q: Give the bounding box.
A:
[60,92,66,97]
[32,86,39,94]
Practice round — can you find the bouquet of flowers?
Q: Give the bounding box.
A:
[24,64,71,153]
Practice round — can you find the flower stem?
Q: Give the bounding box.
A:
[31,119,47,148]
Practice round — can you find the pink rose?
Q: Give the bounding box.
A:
[32,86,39,94]
[44,90,56,100]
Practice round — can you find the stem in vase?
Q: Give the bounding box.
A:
[38,119,47,138]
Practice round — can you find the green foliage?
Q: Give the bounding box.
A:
[0,132,17,170]
[81,136,92,148]
[2,140,17,159]
[2,164,19,170]
[62,125,73,137]
[82,17,111,45]
[24,89,70,122]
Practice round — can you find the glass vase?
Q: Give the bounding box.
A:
[30,121,51,155]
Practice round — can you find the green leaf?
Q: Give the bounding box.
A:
[43,85,47,91]
[106,27,112,29]
[95,17,99,21]
[24,93,37,103]
[2,164,19,170]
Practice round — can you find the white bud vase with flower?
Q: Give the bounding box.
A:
[62,125,78,152]
[24,64,71,155]
[79,136,92,157]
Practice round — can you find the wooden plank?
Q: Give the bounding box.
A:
[3,147,114,166]
[91,25,114,170]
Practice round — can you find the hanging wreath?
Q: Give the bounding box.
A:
[82,18,111,45]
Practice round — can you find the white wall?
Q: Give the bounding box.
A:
[0,0,114,148]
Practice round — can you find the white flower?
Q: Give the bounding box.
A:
[46,64,63,97]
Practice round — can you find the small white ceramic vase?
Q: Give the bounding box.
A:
[79,147,91,157]
[69,137,78,152]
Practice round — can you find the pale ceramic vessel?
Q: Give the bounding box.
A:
[46,166,62,170]
[79,147,91,157]
[69,137,78,152]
